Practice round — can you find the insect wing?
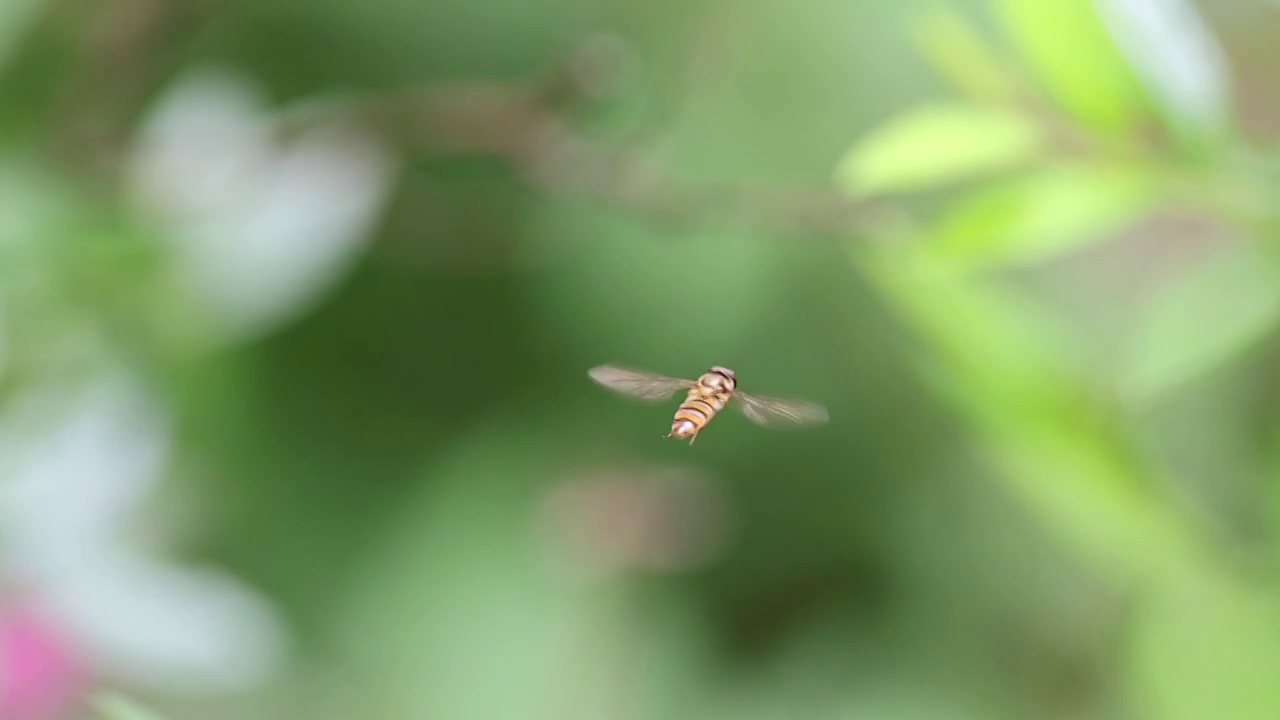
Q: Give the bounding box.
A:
[734,391,829,428]
[588,365,693,402]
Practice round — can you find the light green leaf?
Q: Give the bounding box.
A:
[990,0,1148,134]
[1121,241,1280,401]
[1127,566,1280,720]
[912,5,1017,103]
[932,163,1161,268]
[836,103,1044,197]
[854,244,1189,581]
[332,423,712,720]
[332,430,579,720]
[92,693,166,720]
[0,0,45,70]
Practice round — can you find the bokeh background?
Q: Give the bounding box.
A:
[3,0,1280,718]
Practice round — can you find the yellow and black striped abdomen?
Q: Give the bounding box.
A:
[669,387,732,441]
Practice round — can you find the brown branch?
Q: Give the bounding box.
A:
[298,35,893,240]
[42,0,219,184]
[39,6,893,240]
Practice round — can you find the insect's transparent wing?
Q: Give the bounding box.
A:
[734,391,829,428]
[588,365,693,402]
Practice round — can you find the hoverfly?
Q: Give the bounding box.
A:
[588,364,828,444]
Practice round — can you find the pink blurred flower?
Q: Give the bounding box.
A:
[0,599,86,720]
[0,374,289,703]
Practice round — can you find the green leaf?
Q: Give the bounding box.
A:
[835,103,1043,197]
[92,693,166,720]
[854,243,1189,580]
[1127,566,1280,720]
[332,422,713,720]
[989,0,1148,134]
[932,163,1161,268]
[912,5,1017,103]
[1121,241,1280,402]
[0,0,44,70]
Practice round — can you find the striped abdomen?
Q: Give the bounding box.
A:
[669,368,737,442]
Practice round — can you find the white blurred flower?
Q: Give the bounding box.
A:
[1095,0,1231,138]
[0,373,290,696]
[126,67,397,343]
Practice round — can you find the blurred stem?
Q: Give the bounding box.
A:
[39,0,213,187]
[849,237,1214,587]
[271,33,896,241]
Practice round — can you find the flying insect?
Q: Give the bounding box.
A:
[588,364,828,444]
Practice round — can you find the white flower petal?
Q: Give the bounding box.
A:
[1095,0,1231,137]
[127,67,396,342]
[0,374,169,573]
[40,551,290,694]
[174,123,395,339]
[128,67,275,224]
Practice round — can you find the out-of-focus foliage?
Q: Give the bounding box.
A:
[991,0,1150,134]
[838,2,1280,719]
[3,1,1280,719]
[1123,240,1280,400]
[835,103,1045,196]
[929,161,1163,268]
[93,693,167,720]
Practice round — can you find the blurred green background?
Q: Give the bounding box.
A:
[4,0,1280,718]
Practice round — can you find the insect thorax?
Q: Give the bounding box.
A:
[697,368,736,394]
